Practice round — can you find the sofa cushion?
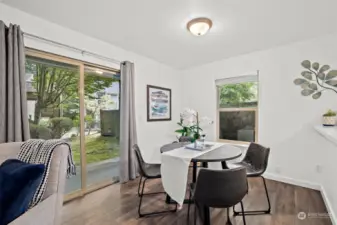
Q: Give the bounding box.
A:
[0,159,45,225]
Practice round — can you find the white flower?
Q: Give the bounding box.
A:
[180,108,197,127]
[181,108,197,118]
[179,108,213,129]
[182,117,196,127]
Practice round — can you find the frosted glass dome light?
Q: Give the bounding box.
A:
[187,18,213,36]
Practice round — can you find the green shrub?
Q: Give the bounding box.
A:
[29,123,39,138]
[29,123,52,139]
[37,126,53,139]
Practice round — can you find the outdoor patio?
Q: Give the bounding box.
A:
[65,157,120,193]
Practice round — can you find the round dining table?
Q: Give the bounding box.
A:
[160,142,243,225]
[160,142,243,182]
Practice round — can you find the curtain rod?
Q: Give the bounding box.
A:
[23,32,122,65]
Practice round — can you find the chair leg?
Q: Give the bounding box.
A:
[262,176,271,213]
[138,178,177,217]
[233,176,271,216]
[226,208,232,225]
[138,178,146,217]
[187,191,192,224]
[194,204,197,225]
[240,201,247,225]
[137,176,142,197]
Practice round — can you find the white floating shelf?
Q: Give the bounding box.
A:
[314,125,337,146]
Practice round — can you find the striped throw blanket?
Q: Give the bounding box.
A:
[18,139,76,208]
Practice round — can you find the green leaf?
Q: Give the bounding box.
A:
[312,62,320,71]
[175,129,185,133]
[325,80,337,87]
[312,92,322,99]
[319,65,330,73]
[318,72,325,80]
[177,122,183,126]
[301,71,312,80]
[326,70,337,80]
[301,89,315,96]
[301,60,311,69]
[309,83,318,90]
[294,78,309,85]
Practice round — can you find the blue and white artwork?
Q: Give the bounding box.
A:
[147,85,171,121]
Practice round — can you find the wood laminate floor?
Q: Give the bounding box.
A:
[61,177,332,225]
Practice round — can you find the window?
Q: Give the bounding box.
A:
[25,49,120,199]
[216,75,258,143]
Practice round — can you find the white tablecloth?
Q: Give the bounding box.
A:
[160,142,225,205]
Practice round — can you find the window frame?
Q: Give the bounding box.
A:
[216,82,259,144]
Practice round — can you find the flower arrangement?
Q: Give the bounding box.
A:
[175,108,213,142]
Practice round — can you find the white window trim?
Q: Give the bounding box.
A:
[215,73,259,144]
[215,75,258,86]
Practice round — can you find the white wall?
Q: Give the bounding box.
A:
[0,3,182,162]
[182,33,337,218]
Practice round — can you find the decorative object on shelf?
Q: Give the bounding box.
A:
[175,108,213,142]
[147,85,171,122]
[322,109,336,126]
[293,60,337,99]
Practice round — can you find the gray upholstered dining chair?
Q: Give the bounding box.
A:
[133,144,177,217]
[229,142,271,216]
[187,167,248,225]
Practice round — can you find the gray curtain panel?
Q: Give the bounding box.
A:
[119,61,139,183]
[0,21,30,143]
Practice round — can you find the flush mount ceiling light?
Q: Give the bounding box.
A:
[187,17,213,36]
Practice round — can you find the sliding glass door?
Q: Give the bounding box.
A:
[83,66,120,188]
[25,49,120,200]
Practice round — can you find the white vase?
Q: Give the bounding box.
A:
[322,116,336,126]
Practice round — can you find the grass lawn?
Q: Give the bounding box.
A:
[70,134,120,165]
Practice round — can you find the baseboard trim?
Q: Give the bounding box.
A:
[263,173,336,225]
[263,172,321,190]
[320,185,337,225]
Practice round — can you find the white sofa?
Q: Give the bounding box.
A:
[0,142,69,225]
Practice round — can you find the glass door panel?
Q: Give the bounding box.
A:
[83,66,120,187]
[25,55,82,194]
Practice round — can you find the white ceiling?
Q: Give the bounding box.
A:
[3,0,337,69]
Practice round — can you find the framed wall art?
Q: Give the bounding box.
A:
[147,85,171,122]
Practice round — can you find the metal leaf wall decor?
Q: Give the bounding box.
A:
[294,60,337,99]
